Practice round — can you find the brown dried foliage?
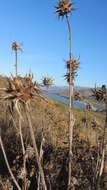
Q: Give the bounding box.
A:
[64,58,79,82]
[3,74,39,102]
[92,85,106,102]
[12,41,22,51]
[56,0,74,17]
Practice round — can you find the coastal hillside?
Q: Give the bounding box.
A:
[0,76,106,190]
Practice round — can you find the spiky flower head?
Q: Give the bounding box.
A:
[74,91,82,101]
[0,74,39,103]
[12,41,22,51]
[56,0,74,17]
[64,57,80,82]
[42,77,53,89]
[92,85,107,102]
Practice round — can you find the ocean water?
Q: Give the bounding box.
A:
[47,93,87,110]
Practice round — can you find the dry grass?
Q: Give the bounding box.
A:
[0,76,106,189]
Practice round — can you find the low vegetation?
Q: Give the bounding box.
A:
[0,76,106,190]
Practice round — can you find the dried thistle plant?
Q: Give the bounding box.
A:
[12,41,22,51]
[92,84,107,189]
[12,41,22,77]
[56,1,75,188]
[1,74,39,103]
[56,0,74,18]
[74,90,93,111]
[42,77,53,90]
[64,58,80,82]
[74,91,82,101]
[0,74,48,190]
[92,85,106,102]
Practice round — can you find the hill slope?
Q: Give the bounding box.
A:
[0,76,106,190]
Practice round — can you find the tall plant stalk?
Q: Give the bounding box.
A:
[66,14,74,189]
[25,103,47,190]
[37,128,44,190]
[55,1,75,188]
[12,41,22,77]
[15,50,18,77]
[15,101,27,190]
[19,118,27,190]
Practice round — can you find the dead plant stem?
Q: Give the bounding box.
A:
[25,103,47,190]
[0,135,22,190]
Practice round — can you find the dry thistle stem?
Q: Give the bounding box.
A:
[12,41,22,77]
[55,1,75,189]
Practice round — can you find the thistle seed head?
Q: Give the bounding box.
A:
[74,91,82,101]
[12,41,22,51]
[42,77,53,88]
[64,58,80,82]
[56,0,74,18]
[92,85,107,102]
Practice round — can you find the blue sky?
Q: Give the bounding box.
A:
[0,0,107,87]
